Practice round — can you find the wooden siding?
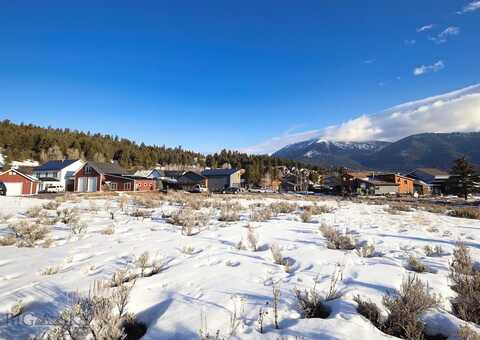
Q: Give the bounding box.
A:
[0,170,38,195]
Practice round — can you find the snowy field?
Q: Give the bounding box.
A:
[0,193,479,340]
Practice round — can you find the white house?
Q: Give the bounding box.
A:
[133,169,163,179]
[33,159,85,192]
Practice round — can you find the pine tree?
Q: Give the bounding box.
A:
[450,156,480,200]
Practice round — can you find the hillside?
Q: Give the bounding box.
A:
[0,120,317,184]
[273,132,480,170]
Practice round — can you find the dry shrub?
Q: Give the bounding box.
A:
[270,201,297,215]
[45,280,146,340]
[448,208,480,220]
[43,200,61,210]
[180,245,195,255]
[101,225,115,235]
[0,234,16,246]
[319,224,356,250]
[250,207,272,222]
[136,251,150,277]
[129,209,153,220]
[132,196,160,209]
[354,295,383,329]
[303,204,334,215]
[423,205,447,214]
[424,245,444,257]
[219,201,241,222]
[42,265,61,276]
[294,276,331,319]
[356,244,377,258]
[449,242,480,325]
[385,203,412,214]
[270,243,285,265]
[70,220,87,235]
[57,208,79,224]
[458,325,480,340]
[300,210,313,223]
[118,195,129,211]
[246,226,258,251]
[6,220,50,247]
[407,255,428,273]
[383,275,438,339]
[25,206,43,218]
[10,300,25,318]
[169,207,210,236]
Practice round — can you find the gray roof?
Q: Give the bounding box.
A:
[201,168,240,177]
[88,162,126,175]
[35,160,78,171]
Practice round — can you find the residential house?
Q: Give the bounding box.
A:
[177,171,208,191]
[403,168,451,195]
[33,159,84,192]
[133,169,163,179]
[0,168,39,196]
[343,171,414,195]
[74,162,156,192]
[353,178,399,196]
[280,173,309,192]
[201,168,243,192]
[373,173,414,194]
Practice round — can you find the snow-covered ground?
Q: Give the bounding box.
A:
[0,193,479,339]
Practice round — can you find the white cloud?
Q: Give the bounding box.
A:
[413,60,445,76]
[241,84,480,154]
[363,59,376,64]
[404,39,416,46]
[417,24,434,32]
[458,1,480,14]
[429,26,460,44]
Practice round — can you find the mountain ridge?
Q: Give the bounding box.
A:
[273,132,480,170]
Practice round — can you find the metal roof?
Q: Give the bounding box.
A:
[34,160,78,171]
[87,162,127,175]
[201,168,240,177]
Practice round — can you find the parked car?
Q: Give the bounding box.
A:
[0,182,6,196]
[190,184,207,193]
[222,187,240,194]
[45,184,64,193]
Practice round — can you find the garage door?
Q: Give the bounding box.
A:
[5,182,23,196]
[77,177,86,192]
[87,177,97,192]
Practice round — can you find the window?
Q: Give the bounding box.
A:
[404,180,407,184]
[110,183,118,191]
[85,166,92,174]
[125,182,131,191]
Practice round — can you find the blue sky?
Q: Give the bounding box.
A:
[0,1,479,154]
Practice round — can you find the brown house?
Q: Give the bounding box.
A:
[0,168,39,196]
[74,162,156,192]
[373,173,414,194]
[343,171,414,195]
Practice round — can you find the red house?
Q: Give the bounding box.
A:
[74,162,156,192]
[0,168,39,196]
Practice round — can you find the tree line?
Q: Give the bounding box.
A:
[0,120,320,184]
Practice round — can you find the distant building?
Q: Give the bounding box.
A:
[404,168,451,195]
[177,171,208,192]
[0,168,39,196]
[201,168,243,192]
[33,159,84,192]
[343,171,414,195]
[280,173,309,192]
[353,178,399,196]
[74,162,156,192]
[133,169,163,179]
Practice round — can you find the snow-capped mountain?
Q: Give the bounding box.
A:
[273,132,480,170]
[273,138,390,169]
